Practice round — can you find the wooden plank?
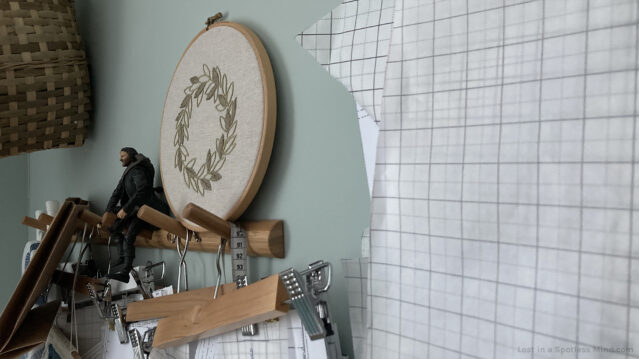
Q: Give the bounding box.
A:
[0,201,83,351]
[152,275,289,349]
[126,283,237,322]
[37,213,53,225]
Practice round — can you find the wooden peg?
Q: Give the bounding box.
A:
[21,216,47,232]
[182,203,231,239]
[102,212,115,229]
[137,205,187,239]
[78,209,102,227]
[152,275,289,349]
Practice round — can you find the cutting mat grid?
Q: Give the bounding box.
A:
[368,0,639,358]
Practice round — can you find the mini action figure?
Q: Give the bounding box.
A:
[105,147,169,282]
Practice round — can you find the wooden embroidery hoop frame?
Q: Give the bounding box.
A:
[159,20,276,232]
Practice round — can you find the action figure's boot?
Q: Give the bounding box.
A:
[108,243,135,283]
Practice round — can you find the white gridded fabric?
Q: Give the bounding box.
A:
[302,0,639,358]
[297,0,396,123]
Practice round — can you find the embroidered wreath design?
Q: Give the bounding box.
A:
[174,64,237,195]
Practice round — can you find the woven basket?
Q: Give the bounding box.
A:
[0,0,91,158]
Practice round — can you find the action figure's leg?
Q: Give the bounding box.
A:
[108,216,131,266]
[108,218,146,282]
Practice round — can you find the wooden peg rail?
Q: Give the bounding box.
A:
[23,205,284,258]
[136,205,284,258]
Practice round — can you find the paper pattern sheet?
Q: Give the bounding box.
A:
[302,0,639,358]
[194,310,334,359]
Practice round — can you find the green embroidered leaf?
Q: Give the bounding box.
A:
[200,178,212,191]
[210,171,221,181]
[224,142,236,155]
[216,135,225,155]
[226,134,236,147]
[203,64,211,77]
[206,149,213,170]
[196,162,206,177]
[190,76,199,84]
[212,68,220,85]
[227,82,234,101]
[180,95,190,108]
[191,177,200,193]
[176,154,183,171]
[206,85,218,101]
[217,94,228,108]
[224,112,233,132]
[195,83,206,106]
[230,98,237,116]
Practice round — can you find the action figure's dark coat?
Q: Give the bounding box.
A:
[106,154,168,215]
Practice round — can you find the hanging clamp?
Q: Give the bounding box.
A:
[128,329,145,359]
[205,12,223,30]
[87,283,129,343]
[279,260,334,340]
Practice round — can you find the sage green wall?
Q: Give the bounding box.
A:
[0,155,28,310]
[24,0,370,356]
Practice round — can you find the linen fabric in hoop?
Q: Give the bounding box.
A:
[160,22,276,230]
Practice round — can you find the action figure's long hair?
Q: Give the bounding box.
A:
[120,147,138,158]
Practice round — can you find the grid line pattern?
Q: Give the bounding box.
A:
[298,0,397,123]
[302,0,639,358]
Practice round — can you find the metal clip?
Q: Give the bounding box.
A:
[300,260,332,297]
[205,12,223,30]
[279,260,333,340]
[130,269,153,299]
[112,304,129,344]
[128,329,145,359]
[86,283,107,319]
[142,327,156,355]
[175,231,191,293]
[213,238,227,299]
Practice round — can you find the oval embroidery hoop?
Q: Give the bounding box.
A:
[159,21,276,231]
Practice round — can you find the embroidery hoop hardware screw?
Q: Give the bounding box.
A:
[205,12,223,30]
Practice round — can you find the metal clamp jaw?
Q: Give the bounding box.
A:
[129,327,156,359]
[86,283,129,344]
[130,261,166,299]
[86,283,111,320]
[279,260,334,340]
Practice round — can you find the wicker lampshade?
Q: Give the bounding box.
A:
[0,0,91,158]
